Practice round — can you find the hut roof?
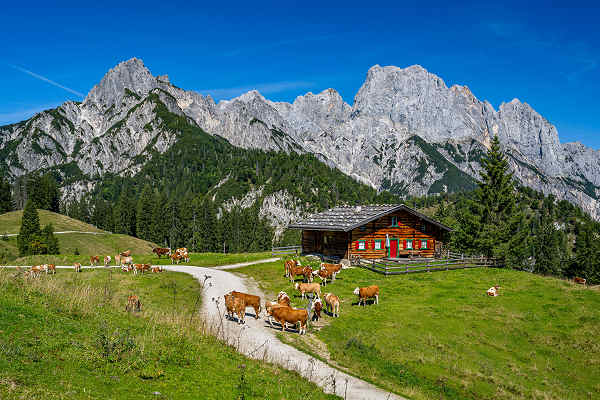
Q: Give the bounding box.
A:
[288,204,452,232]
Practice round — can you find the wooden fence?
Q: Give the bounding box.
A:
[271,245,301,257]
[355,254,499,276]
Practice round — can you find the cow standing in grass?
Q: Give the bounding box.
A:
[104,256,111,268]
[324,293,340,317]
[295,282,321,299]
[74,262,82,273]
[152,247,171,258]
[43,264,56,275]
[354,285,379,306]
[126,295,141,312]
[90,256,100,267]
[311,297,323,321]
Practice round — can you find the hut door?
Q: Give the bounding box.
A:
[389,239,398,258]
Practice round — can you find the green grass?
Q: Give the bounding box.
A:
[0,209,105,234]
[232,260,600,400]
[0,268,338,399]
[3,251,273,267]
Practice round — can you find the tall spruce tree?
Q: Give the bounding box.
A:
[136,184,154,241]
[17,200,41,256]
[42,223,60,255]
[473,136,527,266]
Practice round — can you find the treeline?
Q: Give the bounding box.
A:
[0,172,60,213]
[17,200,59,256]
[408,137,600,284]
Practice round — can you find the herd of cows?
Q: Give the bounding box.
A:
[223,259,380,335]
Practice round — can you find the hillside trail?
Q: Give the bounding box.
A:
[165,262,405,400]
[1,261,404,399]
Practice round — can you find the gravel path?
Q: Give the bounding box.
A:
[1,262,404,400]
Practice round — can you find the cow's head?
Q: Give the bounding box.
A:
[353,287,360,295]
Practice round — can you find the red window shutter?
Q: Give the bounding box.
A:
[371,240,375,249]
[354,241,359,250]
[403,240,407,249]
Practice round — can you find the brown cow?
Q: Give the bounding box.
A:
[277,291,291,306]
[44,264,56,275]
[152,247,171,258]
[231,291,261,319]
[74,262,82,273]
[321,263,342,281]
[284,259,301,277]
[115,254,121,266]
[354,285,379,306]
[225,293,246,324]
[120,250,131,257]
[151,266,163,273]
[313,268,334,285]
[28,265,44,278]
[104,256,112,267]
[574,277,587,285]
[269,306,308,334]
[126,295,141,312]
[133,264,150,275]
[311,297,323,321]
[295,282,321,299]
[170,253,182,265]
[324,293,340,317]
[288,265,305,282]
[224,293,236,319]
[121,256,133,268]
[90,255,100,267]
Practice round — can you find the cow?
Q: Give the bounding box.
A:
[288,265,305,283]
[301,266,314,282]
[152,247,171,258]
[313,268,334,286]
[311,297,323,321]
[487,285,500,296]
[27,265,44,278]
[324,292,340,317]
[120,250,131,257]
[354,285,379,306]
[277,291,291,306]
[104,256,112,267]
[284,259,301,277]
[151,266,163,273]
[43,264,56,275]
[125,295,141,312]
[269,305,308,334]
[295,282,321,299]
[115,254,121,266]
[321,263,342,280]
[225,292,246,324]
[121,256,133,268]
[74,262,82,273]
[170,253,182,265]
[133,264,150,275]
[264,300,288,326]
[224,293,236,319]
[174,247,189,262]
[574,277,587,285]
[230,291,261,319]
[90,255,100,267]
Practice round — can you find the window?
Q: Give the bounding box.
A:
[405,239,413,250]
[420,239,428,249]
[391,216,398,227]
[358,240,366,250]
[374,240,382,250]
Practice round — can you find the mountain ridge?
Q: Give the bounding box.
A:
[1,58,599,220]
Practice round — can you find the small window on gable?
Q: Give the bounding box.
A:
[391,216,398,227]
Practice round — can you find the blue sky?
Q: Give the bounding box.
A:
[1,1,599,148]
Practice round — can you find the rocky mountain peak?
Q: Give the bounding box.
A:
[83,57,159,110]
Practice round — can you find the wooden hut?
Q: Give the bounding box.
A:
[288,204,452,260]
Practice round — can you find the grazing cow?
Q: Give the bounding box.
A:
[574,277,587,285]
[301,266,314,282]
[288,265,305,283]
[121,256,133,268]
[133,264,150,275]
[74,262,82,273]
[230,291,261,318]
[28,265,44,278]
[174,248,189,262]
[354,285,379,306]
[311,297,322,321]
[313,268,334,286]
[43,264,56,275]
[151,266,163,273]
[277,291,291,306]
[125,295,141,312]
[269,305,309,334]
[324,292,340,317]
[295,282,321,299]
[90,255,100,267]
[152,247,171,258]
[321,263,342,280]
[284,259,301,277]
[170,253,182,265]
[104,256,112,268]
[120,250,131,257]
[486,285,500,297]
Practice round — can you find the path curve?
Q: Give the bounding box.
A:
[1,262,404,400]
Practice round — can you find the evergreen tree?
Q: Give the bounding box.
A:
[17,200,41,256]
[568,223,600,283]
[472,136,527,266]
[532,215,562,275]
[136,184,154,241]
[42,223,60,255]
[0,175,14,213]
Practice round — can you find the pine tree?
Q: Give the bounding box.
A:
[17,200,41,256]
[0,175,14,213]
[42,223,60,255]
[136,184,154,240]
[568,223,600,284]
[472,136,527,266]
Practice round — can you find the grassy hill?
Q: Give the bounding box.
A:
[233,260,600,400]
[0,268,337,399]
[0,210,156,263]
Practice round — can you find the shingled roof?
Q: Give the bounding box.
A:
[288,204,452,232]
